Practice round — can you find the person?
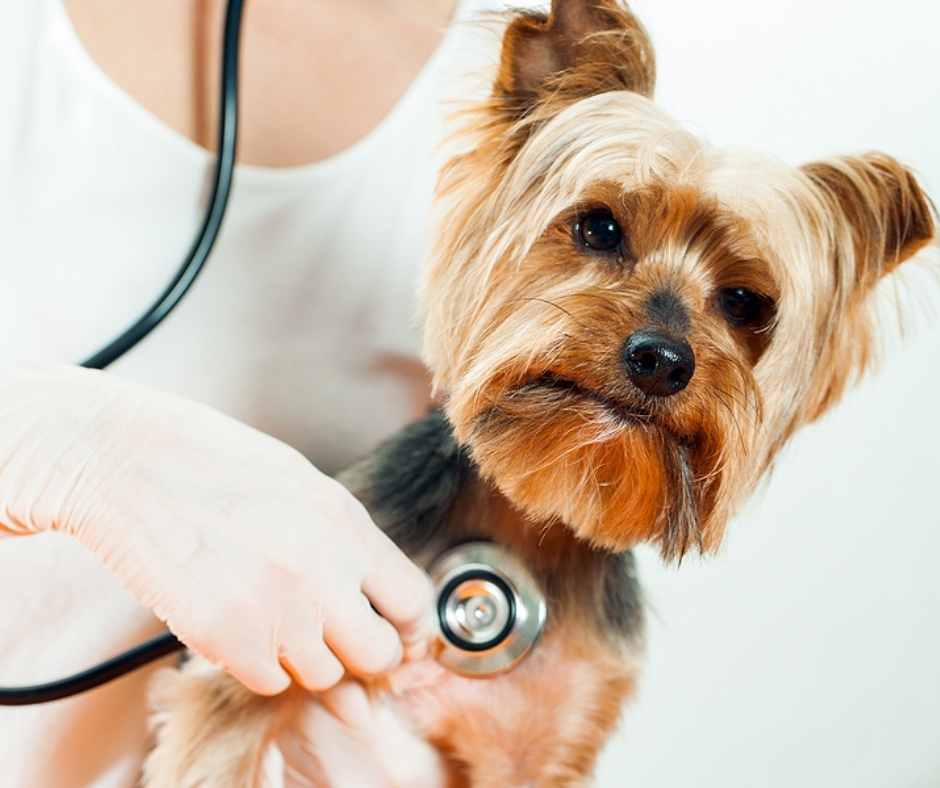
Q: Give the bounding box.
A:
[0,0,503,784]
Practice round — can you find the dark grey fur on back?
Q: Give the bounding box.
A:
[339,410,473,557]
[338,410,643,644]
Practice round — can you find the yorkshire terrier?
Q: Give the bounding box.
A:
[142,1,936,785]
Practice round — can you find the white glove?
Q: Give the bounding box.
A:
[0,364,434,695]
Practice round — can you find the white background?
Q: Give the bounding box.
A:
[594,2,940,787]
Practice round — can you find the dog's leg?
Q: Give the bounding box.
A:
[142,656,285,788]
[401,630,637,788]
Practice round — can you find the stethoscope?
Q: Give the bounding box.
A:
[0,0,546,707]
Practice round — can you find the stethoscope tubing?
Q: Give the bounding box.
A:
[0,633,185,706]
[80,0,244,370]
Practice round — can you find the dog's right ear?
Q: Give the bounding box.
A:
[494,0,656,119]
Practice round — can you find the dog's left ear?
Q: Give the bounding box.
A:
[797,152,935,420]
[801,152,935,288]
[494,0,656,118]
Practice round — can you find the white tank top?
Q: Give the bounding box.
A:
[0,0,496,474]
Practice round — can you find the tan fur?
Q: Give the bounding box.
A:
[144,1,936,785]
[423,3,935,559]
[143,660,286,787]
[411,632,635,787]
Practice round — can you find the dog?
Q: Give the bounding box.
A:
[141,1,936,785]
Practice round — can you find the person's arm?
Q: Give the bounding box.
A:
[0,363,434,693]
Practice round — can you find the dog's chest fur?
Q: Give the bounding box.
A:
[338,411,645,781]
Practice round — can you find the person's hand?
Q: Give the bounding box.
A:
[0,365,435,695]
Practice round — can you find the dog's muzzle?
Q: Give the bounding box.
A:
[430,542,546,677]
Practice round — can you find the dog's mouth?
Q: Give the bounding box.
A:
[513,373,654,427]
[509,372,699,449]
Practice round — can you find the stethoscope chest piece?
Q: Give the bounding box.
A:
[430,541,547,677]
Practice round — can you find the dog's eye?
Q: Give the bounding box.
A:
[718,287,771,327]
[575,209,622,252]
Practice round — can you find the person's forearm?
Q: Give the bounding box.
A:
[0,363,133,536]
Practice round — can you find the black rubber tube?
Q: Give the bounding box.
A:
[80,0,245,370]
[0,0,244,705]
[0,633,184,706]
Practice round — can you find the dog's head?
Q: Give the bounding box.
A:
[422,0,935,559]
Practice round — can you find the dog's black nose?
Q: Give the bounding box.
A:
[622,331,695,397]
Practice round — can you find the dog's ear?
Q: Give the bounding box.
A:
[802,152,934,288]
[494,0,655,118]
[798,153,935,420]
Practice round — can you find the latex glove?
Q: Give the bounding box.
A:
[0,364,434,695]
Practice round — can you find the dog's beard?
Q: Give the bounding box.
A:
[458,380,712,559]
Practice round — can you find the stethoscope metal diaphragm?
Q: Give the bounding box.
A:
[430,541,547,677]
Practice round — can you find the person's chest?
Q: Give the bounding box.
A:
[62,0,457,168]
[0,0,454,470]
